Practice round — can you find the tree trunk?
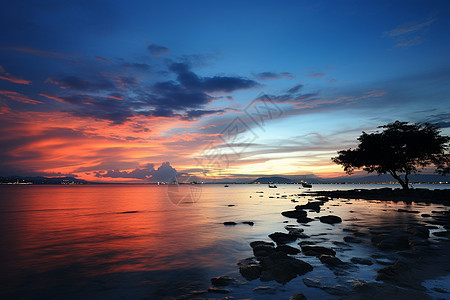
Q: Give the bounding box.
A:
[388,170,409,190]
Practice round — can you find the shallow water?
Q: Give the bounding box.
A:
[0,184,449,299]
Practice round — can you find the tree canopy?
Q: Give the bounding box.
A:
[332,121,450,189]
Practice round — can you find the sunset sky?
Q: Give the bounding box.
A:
[1,0,449,182]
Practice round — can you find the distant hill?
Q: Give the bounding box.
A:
[0,176,89,184]
[251,176,294,184]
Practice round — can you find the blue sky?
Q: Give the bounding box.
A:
[0,0,449,181]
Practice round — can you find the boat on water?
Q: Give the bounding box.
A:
[268,184,277,188]
[301,182,312,188]
[224,185,229,187]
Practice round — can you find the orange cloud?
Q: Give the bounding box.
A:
[0,90,43,104]
[0,65,31,84]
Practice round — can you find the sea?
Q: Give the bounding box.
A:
[0,183,449,299]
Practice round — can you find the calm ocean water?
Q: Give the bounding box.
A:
[0,184,449,299]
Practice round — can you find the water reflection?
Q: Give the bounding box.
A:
[0,184,448,299]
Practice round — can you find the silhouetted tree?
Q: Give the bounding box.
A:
[332,121,450,190]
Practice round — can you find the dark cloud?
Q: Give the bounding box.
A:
[182,109,225,120]
[148,43,170,56]
[95,162,177,182]
[421,112,450,129]
[55,76,116,92]
[169,62,260,93]
[286,84,303,94]
[122,62,151,71]
[254,72,296,80]
[59,94,135,124]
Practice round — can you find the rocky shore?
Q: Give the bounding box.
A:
[179,188,450,299]
[309,187,450,205]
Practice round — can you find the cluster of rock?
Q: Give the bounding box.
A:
[281,196,342,225]
[238,238,313,283]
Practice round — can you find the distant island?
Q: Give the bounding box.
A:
[0,176,89,185]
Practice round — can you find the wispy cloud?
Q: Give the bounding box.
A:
[384,18,436,48]
[0,65,31,84]
[254,71,296,80]
[147,43,170,56]
[0,90,43,104]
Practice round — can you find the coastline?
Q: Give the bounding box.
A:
[308,188,450,205]
[213,188,450,299]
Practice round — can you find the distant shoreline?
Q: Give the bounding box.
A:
[309,188,450,205]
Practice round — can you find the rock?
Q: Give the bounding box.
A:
[259,270,274,281]
[375,260,425,290]
[421,214,431,217]
[250,241,275,248]
[289,292,308,300]
[269,232,298,244]
[300,245,336,256]
[253,244,276,257]
[371,232,411,250]
[285,226,304,235]
[239,264,261,281]
[433,230,450,238]
[406,224,429,239]
[237,257,259,266]
[343,281,432,300]
[319,215,342,224]
[207,287,230,293]
[276,244,301,255]
[253,286,276,294]
[242,221,254,226]
[397,209,420,213]
[296,201,322,213]
[297,216,315,224]
[344,236,362,243]
[260,252,313,283]
[303,278,321,288]
[211,275,239,286]
[321,285,350,296]
[319,254,349,268]
[237,257,262,280]
[351,257,373,265]
[282,210,307,219]
[223,221,237,225]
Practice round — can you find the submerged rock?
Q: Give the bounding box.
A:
[319,254,348,268]
[344,236,362,243]
[210,275,239,286]
[260,251,313,283]
[303,277,321,288]
[253,286,276,294]
[207,286,230,293]
[289,292,308,300]
[371,232,411,250]
[351,257,373,265]
[239,263,261,281]
[376,260,424,290]
[319,215,342,224]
